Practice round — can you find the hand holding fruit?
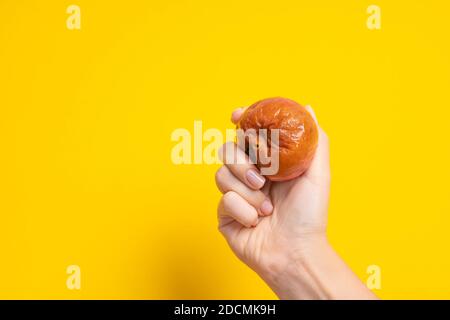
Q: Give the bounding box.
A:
[216,99,378,299]
[215,100,331,296]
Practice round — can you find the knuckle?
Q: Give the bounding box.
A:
[215,166,231,193]
[215,166,226,185]
[218,144,225,162]
[219,142,234,158]
[222,191,237,211]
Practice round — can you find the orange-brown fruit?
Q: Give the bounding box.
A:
[237,97,318,181]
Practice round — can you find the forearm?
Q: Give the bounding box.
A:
[261,235,378,300]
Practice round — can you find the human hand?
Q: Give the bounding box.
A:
[215,105,330,287]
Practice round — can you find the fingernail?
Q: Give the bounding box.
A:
[246,169,265,189]
[260,199,273,215]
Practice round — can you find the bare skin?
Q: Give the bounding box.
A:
[215,106,378,299]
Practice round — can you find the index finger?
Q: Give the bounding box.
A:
[231,108,245,125]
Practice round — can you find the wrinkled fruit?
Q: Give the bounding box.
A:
[237,97,318,181]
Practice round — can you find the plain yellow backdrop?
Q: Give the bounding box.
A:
[1,0,449,299]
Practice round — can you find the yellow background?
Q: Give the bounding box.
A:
[1,0,449,299]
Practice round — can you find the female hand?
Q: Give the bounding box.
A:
[215,106,376,299]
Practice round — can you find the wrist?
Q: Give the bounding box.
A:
[258,233,331,299]
[258,233,378,300]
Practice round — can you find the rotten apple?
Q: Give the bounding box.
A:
[237,97,318,181]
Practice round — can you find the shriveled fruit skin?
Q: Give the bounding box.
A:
[237,97,318,181]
